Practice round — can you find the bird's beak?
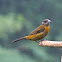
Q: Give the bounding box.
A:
[47,20,51,23]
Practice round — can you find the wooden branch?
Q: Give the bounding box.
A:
[38,40,62,48]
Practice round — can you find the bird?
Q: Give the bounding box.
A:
[13,19,51,43]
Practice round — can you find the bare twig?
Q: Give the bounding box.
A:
[38,40,62,48]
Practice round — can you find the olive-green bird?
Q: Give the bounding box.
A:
[13,19,51,43]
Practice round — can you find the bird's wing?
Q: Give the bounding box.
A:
[29,25,45,35]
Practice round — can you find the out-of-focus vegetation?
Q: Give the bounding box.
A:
[0,0,62,62]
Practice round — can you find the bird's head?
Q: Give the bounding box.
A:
[42,19,51,26]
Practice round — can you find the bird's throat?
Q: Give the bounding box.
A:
[44,26,50,35]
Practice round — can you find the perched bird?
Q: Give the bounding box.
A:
[13,19,51,43]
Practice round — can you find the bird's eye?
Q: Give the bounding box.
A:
[43,21,47,23]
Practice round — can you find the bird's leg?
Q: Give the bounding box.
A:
[36,39,46,43]
[36,40,42,43]
[36,39,47,43]
[36,39,45,43]
[41,39,47,41]
[41,39,44,41]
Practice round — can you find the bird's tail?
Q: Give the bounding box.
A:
[13,37,26,43]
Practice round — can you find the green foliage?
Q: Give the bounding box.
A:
[0,14,23,38]
[0,46,60,62]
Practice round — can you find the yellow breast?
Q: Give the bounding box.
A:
[25,26,50,41]
[44,26,50,35]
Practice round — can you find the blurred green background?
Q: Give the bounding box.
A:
[0,0,62,62]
